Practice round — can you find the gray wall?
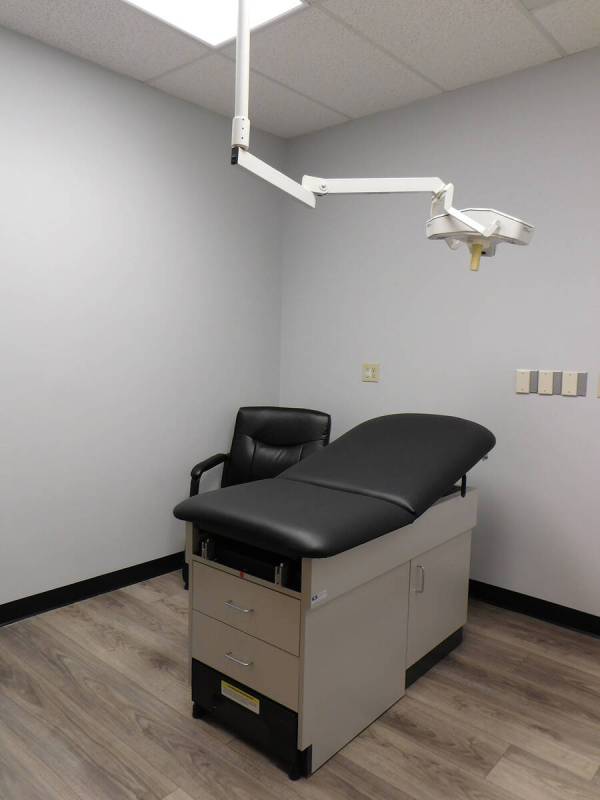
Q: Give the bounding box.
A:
[3,21,599,617]
[280,47,600,616]
[0,26,285,604]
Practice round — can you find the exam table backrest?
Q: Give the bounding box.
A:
[281,414,496,517]
[221,406,331,488]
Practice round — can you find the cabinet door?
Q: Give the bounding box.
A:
[300,562,410,771]
[406,531,471,667]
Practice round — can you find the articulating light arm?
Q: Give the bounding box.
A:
[301,176,499,239]
[230,0,532,269]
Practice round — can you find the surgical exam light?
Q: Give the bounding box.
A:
[230,0,534,270]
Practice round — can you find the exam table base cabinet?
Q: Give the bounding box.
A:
[187,489,476,778]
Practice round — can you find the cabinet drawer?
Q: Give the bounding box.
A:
[192,562,300,655]
[192,611,299,711]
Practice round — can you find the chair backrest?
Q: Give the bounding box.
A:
[221,406,331,488]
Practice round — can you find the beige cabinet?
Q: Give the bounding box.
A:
[187,489,477,776]
[406,531,471,667]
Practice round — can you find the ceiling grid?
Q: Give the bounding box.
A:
[0,0,597,137]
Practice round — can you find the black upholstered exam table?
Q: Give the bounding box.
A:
[174,414,495,778]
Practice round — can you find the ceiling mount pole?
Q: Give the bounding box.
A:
[232,0,251,149]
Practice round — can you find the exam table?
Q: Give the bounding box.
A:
[174,413,495,778]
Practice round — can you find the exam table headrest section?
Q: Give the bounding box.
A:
[280,414,495,517]
[174,479,414,559]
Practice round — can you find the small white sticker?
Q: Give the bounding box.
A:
[311,589,328,607]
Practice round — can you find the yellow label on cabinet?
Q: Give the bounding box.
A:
[221,680,260,714]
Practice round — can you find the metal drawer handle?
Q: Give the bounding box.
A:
[415,565,425,593]
[224,600,253,614]
[225,651,253,668]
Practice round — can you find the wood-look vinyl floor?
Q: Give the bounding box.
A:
[1,572,599,800]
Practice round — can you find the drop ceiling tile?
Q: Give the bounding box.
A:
[321,0,561,90]
[150,55,232,117]
[533,0,600,53]
[150,54,348,138]
[224,6,440,118]
[0,0,208,81]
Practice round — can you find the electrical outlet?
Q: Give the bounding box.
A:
[561,371,587,397]
[362,363,380,382]
[515,370,538,394]
[538,370,561,395]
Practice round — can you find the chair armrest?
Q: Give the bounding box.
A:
[189,453,228,496]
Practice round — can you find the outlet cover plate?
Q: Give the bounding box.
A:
[515,369,538,394]
[562,371,587,397]
[362,363,380,382]
[538,370,561,395]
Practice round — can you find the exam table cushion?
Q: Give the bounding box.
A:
[175,478,413,559]
[281,414,495,517]
[173,413,495,558]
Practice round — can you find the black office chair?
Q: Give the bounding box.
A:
[182,406,331,587]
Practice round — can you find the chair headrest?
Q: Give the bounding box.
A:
[234,406,331,447]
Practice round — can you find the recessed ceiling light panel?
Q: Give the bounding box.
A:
[123,0,303,47]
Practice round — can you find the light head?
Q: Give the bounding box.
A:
[426,207,534,270]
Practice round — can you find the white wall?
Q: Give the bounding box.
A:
[3,21,599,617]
[280,47,600,616]
[0,26,285,604]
